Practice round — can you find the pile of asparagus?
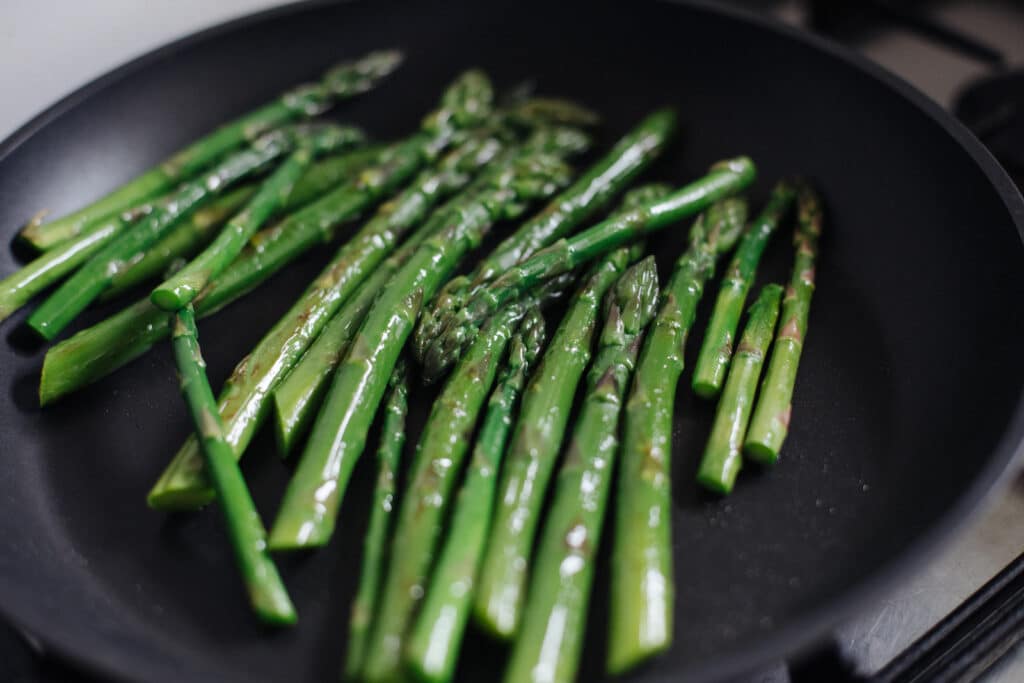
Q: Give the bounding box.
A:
[0,49,823,682]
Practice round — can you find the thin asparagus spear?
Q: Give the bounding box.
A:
[148,119,502,508]
[360,301,534,683]
[692,181,795,397]
[744,184,822,463]
[345,361,408,679]
[506,257,659,683]
[422,157,756,381]
[405,310,546,683]
[268,148,573,552]
[1,146,380,320]
[27,124,363,341]
[20,50,401,251]
[413,109,677,363]
[151,127,368,310]
[170,305,295,625]
[607,199,747,674]
[472,245,640,639]
[38,71,493,407]
[697,284,783,493]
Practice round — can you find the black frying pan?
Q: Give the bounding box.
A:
[2,1,1023,681]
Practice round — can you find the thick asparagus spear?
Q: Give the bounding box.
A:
[472,245,640,639]
[744,184,822,463]
[1,146,380,321]
[345,362,408,679]
[268,149,573,551]
[170,305,295,625]
[607,199,746,674]
[151,127,366,310]
[506,257,659,683]
[20,50,401,251]
[692,181,795,397]
[39,71,492,406]
[27,124,362,341]
[697,284,783,493]
[360,301,534,683]
[413,109,677,363]
[148,125,502,508]
[405,311,546,683]
[422,157,756,381]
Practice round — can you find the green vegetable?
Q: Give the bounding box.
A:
[405,311,546,683]
[268,144,573,551]
[413,109,677,366]
[361,301,533,683]
[421,157,756,381]
[744,184,822,463]
[345,362,408,678]
[607,199,746,674]
[19,50,400,251]
[148,76,500,510]
[696,284,783,493]
[151,126,364,310]
[692,180,794,397]
[505,257,659,683]
[170,305,295,625]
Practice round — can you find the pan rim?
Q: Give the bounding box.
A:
[1,1,1022,681]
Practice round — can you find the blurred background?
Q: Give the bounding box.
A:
[2,1,1023,681]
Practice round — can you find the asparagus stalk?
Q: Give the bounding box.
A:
[148,121,502,508]
[151,127,366,310]
[506,257,659,683]
[405,310,546,683]
[744,184,822,463]
[692,180,795,397]
[20,50,401,251]
[268,148,573,552]
[607,199,747,674]
[360,301,534,683]
[345,361,408,679]
[27,124,362,341]
[472,245,640,639]
[38,71,493,407]
[412,109,677,363]
[1,146,381,321]
[697,284,783,493]
[170,305,295,625]
[421,157,756,381]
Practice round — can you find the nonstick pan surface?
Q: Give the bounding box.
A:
[1,1,1023,681]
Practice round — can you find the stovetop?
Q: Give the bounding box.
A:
[2,1,1023,681]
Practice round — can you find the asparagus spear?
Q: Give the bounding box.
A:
[38,71,493,407]
[20,50,401,251]
[345,361,408,679]
[170,305,295,625]
[360,301,534,683]
[151,127,368,310]
[27,124,362,341]
[1,146,381,321]
[607,199,747,674]
[472,245,639,639]
[692,181,795,397]
[405,310,546,683]
[744,184,822,463]
[268,148,573,552]
[413,109,677,363]
[421,157,756,381]
[506,257,659,683]
[697,284,783,493]
[148,128,502,509]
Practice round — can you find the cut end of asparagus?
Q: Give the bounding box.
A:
[743,439,780,465]
[267,519,333,552]
[146,485,215,511]
[150,283,199,312]
[606,637,673,677]
[250,581,299,627]
[691,377,722,399]
[696,463,738,495]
